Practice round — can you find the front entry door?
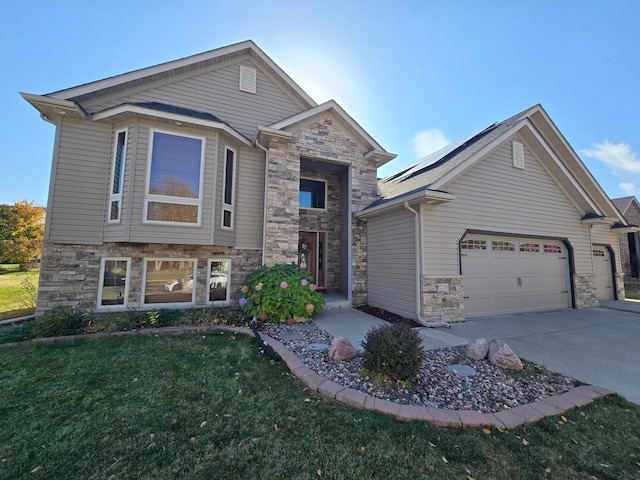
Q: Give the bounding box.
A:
[298,231,325,289]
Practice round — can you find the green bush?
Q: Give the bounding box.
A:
[238,263,325,322]
[362,323,424,382]
[32,307,85,337]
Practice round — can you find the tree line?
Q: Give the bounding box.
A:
[0,201,45,271]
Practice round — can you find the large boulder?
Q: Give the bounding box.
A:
[466,338,489,360]
[329,337,357,361]
[487,339,523,371]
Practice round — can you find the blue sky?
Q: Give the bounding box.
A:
[2,0,639,207]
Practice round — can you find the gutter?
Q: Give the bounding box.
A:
[403,201,450,328]
[254,138,269,265]
[358,190,455,219]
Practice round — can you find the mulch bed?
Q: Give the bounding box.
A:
[354,305,422,328]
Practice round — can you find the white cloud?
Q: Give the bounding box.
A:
[620,182,638,195]
[412,128,450,159]
[581,141,640,176]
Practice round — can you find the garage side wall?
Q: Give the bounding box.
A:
[420,135,599,316]
[367,209,417,319]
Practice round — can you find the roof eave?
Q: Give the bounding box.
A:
[93,104,252,146]
[254,126,293,146]
[357,190,455,218]
[20,92,86,122]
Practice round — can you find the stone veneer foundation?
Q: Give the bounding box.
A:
[421,276,465,323]
[36,241,262,316]
[573,274,599,309]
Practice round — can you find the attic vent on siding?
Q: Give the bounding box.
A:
[239,65,257,94]
[512,141,525,169]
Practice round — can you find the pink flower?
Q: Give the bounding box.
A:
[305,304,314,313]
[255,283,263,291]
[241,285,249,293]
[280,281,288,289]
[301,279,308,286]
[310,284,317,291]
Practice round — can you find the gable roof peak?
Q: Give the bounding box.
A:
[45,40,316,108]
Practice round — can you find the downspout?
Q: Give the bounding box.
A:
[403,201,450,328]
[255,139,269,265]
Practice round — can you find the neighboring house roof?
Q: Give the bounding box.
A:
[612,196,640,216]
[361,104,628,226]
[257,100,397,166]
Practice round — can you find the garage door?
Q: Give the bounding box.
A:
[593,246,614,301]
[461,235,572,318]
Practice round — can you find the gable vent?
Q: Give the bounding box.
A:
[512,141,525,169]
[239,65,257,94]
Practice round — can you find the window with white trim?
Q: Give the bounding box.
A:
[145,130,204,225]
[108,129,127,222]
[143,258,196,306]
[208,259,231,304]
[300,178,326,209]
[221,146,236,229]
[98,258,129,308]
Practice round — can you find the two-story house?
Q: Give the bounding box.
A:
[22,40,635,323]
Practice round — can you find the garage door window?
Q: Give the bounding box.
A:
[492,241,515,252]
[544,244,562,254]
[593,249,605,257]
[461,239,487,250]
[520,243,540,253]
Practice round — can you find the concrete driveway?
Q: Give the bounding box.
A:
[315,301,640,405]
[426,305,640,405]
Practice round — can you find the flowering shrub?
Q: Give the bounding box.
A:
[238,263,325,322]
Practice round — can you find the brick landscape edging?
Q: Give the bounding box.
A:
[1,325,616,429]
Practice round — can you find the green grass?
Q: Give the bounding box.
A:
[1,333,639,479]
[0,265,39,320]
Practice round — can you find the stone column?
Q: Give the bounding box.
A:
[615,273,626,300]
[574,274,599,308]
[263,141,300,266]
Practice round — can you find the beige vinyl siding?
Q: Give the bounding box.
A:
[46,118,111,243]
[367,209,417,319]
[82,59,303,140]
[235,146,265,250]
[127,122,216,245]
[421,135,594,277]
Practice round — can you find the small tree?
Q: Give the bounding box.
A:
[0,201,45,271]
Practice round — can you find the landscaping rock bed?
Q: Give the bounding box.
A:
[263,322,577,414]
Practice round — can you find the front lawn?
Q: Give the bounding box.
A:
[1,332,639,479]
[0,268,38,320]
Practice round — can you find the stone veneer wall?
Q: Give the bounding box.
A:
[265,116,379,303]
[421,276,465,323]
[574,274,599,309]
[615,273,626,300]
[263,141,300,266]
[36,241,262,316]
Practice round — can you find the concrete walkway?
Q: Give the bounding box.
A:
[314,301,640,405]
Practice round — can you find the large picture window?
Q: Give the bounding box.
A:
[108,129,127,222]
[208,259,230,305]
[143,259,196,306]
[98,258,130,309]
[300,178,326,209]
[145,130,204,225]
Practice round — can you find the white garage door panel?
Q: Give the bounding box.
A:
[462,235,571,318]
[593,247,614,301]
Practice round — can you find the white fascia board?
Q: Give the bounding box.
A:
[364,150,398,166]
[47,41,316,107]
[357,190,455,218]
[92,105,252,146]
[269,100,391,154]
[254,126,293,145]
[20,92,76,110]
